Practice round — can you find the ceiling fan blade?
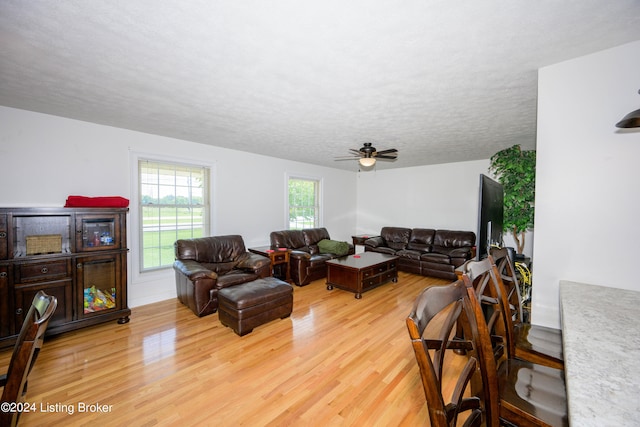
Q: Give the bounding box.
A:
[376,155,398,160]
[375,148,398,155]
[349,149,363,155]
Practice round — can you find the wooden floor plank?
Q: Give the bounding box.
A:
[0,272,450,426]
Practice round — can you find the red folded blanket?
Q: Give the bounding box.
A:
[65,196,129,208]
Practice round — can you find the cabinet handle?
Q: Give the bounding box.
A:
[77,263,83,269]
[41,267,49,274]
[0,232,6,238]
[16,308,22,315]
[0,272,6,278]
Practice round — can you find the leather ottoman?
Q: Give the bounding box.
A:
[218,277,293,336]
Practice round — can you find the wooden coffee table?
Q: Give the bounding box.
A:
[326,252,399,299]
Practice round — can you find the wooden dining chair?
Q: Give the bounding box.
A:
[461,258,568,427]
[406,279,499,427]
[490,247,564,369]
[0,291,57,427]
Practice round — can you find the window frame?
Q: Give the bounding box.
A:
[130,152,214,277]
[285,173,323,230]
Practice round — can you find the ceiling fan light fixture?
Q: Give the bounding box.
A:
[616,89,640,128]
[359,157,376,167]
[616,108,640,128]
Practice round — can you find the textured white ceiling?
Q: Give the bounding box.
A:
[1,1,640,170]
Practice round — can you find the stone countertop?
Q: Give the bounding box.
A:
[559,280,640,426]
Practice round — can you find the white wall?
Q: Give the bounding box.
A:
[533,40,640,328]
[356,159,489,236]
[0,106,357,307]
[6,39,637,320]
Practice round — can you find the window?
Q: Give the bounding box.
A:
[288,176,321,229]
[139,160,209,271]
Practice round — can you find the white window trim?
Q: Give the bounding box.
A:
[129,150,216,284]
[284,172,323,229]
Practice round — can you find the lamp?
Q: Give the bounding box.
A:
[359,157,376,167]
[616,89,640,128]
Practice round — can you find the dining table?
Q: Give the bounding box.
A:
[559,280,640,426]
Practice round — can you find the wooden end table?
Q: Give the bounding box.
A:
[248,246,291,283]
[326,252,398,299]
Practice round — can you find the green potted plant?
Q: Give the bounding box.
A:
[488,144,536,255]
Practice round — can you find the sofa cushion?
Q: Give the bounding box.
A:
[406,228,435,252]
[302,227,331,246]
[396,249,423,260]
[270,230,307,251]
[175,235,247,263]
[302,228,331,255]
[318,239,350,256]
[433,230,476,248]
[380,227,412,251]
[420,252,451,264]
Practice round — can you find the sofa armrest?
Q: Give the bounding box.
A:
[289,250,311,260]
[364,236,385,248]
[173,259,217,281]
[236,252,272,275]
[288,250,311,286]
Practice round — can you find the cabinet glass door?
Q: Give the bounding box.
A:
[77,254,121,317]
[76,214,121,251]
[12,214,72,257]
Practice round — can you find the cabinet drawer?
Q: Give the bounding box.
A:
[363,275,382,289]
[375,263,389,274]
[272,252,288,263]
[363,264,388,278]
[15,259,71,283]
[362,267,375,279]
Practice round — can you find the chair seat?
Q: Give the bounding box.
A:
[497,358,568,427]
[515,324,564,369]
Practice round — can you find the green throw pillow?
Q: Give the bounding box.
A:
[318,239,349,256]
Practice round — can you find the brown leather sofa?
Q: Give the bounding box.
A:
[270,227,355,286]
[364,227,475,280]
[173,235,272,317]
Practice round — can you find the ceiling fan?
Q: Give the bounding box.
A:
[334,142,398,167]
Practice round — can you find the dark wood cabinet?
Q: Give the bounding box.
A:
[0,207,130,349]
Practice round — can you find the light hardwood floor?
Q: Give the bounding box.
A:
[1,272,452,427]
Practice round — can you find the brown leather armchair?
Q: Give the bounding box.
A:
[173,235,271,317]
[270,227,354,286]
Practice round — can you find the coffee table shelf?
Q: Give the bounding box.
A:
[326,252,398,299]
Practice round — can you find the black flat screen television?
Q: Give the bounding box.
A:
[476,174,504,260]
